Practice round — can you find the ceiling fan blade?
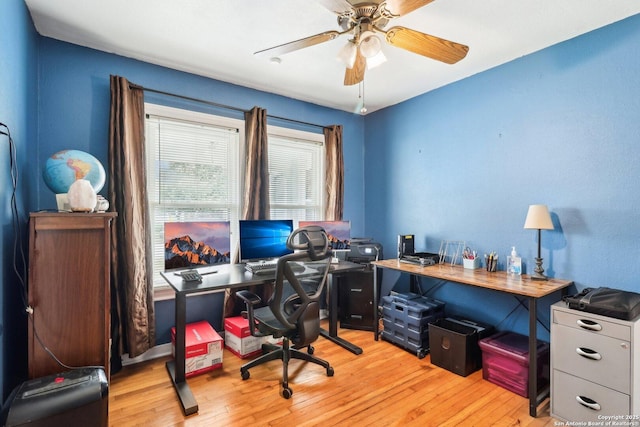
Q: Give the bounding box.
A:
[314,0,354,15]
[344,47,366,86]
[385,26,469,64]
[383,0,436,16]
[255,31,341,57]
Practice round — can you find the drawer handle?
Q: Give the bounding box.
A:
[576,319,602,331]
[576,347,602,360]
[351,288,363,293]
[576,395,601,411]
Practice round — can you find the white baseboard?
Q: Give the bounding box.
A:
[121,343,173,366]
[121,330,229,367]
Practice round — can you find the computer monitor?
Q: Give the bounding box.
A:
[238,219,294,262]
[164,221,231,270]
[298,220,350,250]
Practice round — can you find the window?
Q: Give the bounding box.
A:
[267,127,324,222]
[145,104,325,287]
[145,104,243,286]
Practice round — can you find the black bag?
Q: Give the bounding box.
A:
[563,287,640,320]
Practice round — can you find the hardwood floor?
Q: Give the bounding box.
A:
[109,323,559,426]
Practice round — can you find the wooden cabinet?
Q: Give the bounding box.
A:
[28,212,116,380]
[551,302,640,422]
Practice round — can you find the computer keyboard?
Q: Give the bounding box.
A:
[245,260,278,273]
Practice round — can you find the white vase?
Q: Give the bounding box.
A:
[68,179,97,212]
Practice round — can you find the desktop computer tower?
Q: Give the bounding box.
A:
[338,240,383,331]
[1,367,108,427]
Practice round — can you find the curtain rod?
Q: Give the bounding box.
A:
[134,85,328,130]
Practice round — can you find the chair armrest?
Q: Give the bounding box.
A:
[236,290,261,306]
[235,290,264,337]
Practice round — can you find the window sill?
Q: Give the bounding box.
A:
[154,285,176,301]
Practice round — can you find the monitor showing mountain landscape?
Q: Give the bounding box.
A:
[298,220,351,250]
[164,221,231,270]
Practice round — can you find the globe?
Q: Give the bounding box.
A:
[43,149,106,194]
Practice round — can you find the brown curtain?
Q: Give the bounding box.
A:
[324,125,344,220]
[242,106,270,220]
[108,75,155,370]
[224,106,271,318]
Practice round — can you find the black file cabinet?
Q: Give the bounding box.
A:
[338,240,383,331]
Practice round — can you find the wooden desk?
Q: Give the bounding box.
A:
[371,259,573,418]
[161,260,363,415]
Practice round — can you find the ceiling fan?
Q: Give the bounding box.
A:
[254,0,469,86]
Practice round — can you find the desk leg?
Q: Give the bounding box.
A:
[528,297,538,417]
[166,292,198,415]
[373,266,379,341]
[319,273,363,355]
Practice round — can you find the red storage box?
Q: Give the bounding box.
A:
[224,316,264,359]
[171,320,223,378]
[478,331,550,397]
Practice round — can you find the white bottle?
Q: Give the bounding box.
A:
[507,246,522,276]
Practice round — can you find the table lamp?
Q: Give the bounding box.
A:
[523,204,554,280]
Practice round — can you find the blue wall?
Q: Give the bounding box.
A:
[364,14,640,340]
[0,0,38,400]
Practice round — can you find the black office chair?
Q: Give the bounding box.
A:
[236,225,334,399]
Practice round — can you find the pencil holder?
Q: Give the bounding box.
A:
[485,255,498,272]
[463,258,480,270]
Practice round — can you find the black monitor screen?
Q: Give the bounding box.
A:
[298,220,350,250]
[164,221,231,270]
[239,219,294,262]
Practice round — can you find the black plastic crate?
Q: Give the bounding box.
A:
[429,317,494,377]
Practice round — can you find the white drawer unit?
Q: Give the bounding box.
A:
[551,302,640,423]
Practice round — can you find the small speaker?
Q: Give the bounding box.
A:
[397,234,415,258]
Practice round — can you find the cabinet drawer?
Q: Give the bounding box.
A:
[344,288,372,307]
[552,370,630,422]
[553,324,630,392]
[553,308,630,341]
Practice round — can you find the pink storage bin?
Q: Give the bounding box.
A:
[478,331,550,397]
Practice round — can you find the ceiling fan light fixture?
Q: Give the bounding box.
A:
[366,49,387,70]
[337,41,357,69]
[359,34,381,58]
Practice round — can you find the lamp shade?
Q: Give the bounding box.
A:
[523,204,554,230]
[360,34,382,58]
[337,41,357,68]
[366,49,387,69]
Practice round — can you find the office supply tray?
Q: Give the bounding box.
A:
[380,292,445,358]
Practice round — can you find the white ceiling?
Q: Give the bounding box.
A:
[25,0,640,114]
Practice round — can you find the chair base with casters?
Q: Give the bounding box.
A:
[239,335,334,399]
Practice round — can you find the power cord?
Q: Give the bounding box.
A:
[1,122,96,373]
[1,122,28,307]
